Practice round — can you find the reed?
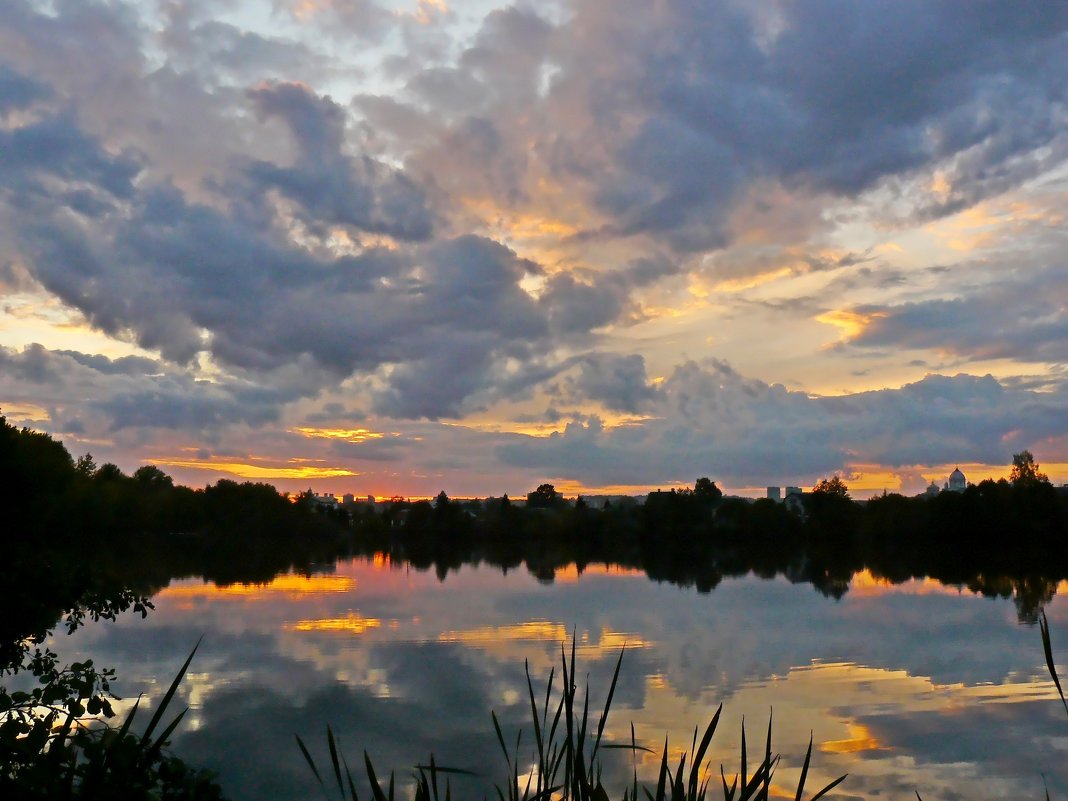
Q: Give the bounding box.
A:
[297,637,847,801]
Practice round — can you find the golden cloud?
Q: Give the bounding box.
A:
[149,458,357,479]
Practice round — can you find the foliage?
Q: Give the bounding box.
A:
[693,477,723,504]
[1010,451,1049,486]
[0,602,224,800]
[527,483,564,509]
[811,476,849,498]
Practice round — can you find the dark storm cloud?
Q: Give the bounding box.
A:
[0,344,288,432]
[0,63,49,111]
[60,350,161,376]
[539,272,628,334]
[244,81,434,241]
[0,111,141,201]
[499,360,1068,486]
[400,0,1068,251]
[846,262,1068,364]
[561,353,659,414]
[3,96,562,418]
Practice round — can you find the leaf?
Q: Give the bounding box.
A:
[1040,610,1068,717]
[295,733,325,789]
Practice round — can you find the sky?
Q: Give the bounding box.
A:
[1,0,1067,498]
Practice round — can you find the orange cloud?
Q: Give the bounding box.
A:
[149,458,357,480]
[292,426,386,443]
[288,612,382,634]
[815,309,885,342]
[820,723,884,754]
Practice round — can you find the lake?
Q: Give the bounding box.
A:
[52,556,1068,800]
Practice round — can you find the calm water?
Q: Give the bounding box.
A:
[53,557,1068,800]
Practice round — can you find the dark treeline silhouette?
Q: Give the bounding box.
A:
[5,409,1068,639]
[351,474,1068,624]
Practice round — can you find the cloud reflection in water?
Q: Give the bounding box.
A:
[54,558,1068,801]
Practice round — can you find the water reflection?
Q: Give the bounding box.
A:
[54,559,1068,801]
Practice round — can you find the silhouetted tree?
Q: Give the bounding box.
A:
[527,483,563,509]
[693,477,723,504]
[812,475,850,497]
[1010,450,1049,486]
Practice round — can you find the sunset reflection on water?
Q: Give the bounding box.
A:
[61,558,1068,801]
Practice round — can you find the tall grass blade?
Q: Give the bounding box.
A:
[721,766,737,801]
[413,764,478,778]
[364,751,389,801]
[343,752,360,801]
[688,704,722,800]
[143,707,188,764]
[632,723,639,801]
[794,734,813,801]
[808,773,847,801]
[763,712,772,801]
[492,711,510,767]
[654,736,668,801]
[140,636,201,747]
[328,726,345,798]
[672,753,686,799]
[295,733,325,789]
[739,719,747,792]
[1040,610,1068,717]
[526,660,545,792]
[592,644,626,765]
[113,695,141,743]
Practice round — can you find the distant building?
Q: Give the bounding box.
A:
[946,467,967,493]
[919,467,967,498]
[304,489,339,510]
[767,486,781,501]
[784,486,804,514]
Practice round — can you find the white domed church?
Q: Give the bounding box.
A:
[945,467,967,493]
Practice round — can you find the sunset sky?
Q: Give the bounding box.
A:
[1,0,1067,498]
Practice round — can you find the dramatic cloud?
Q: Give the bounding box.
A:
[499,360,1068,487]
[2,0,1068,491]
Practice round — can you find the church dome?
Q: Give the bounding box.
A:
[948,467,966,491]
